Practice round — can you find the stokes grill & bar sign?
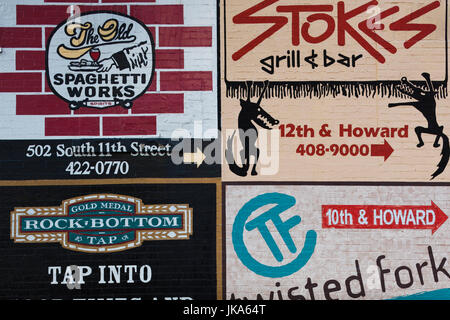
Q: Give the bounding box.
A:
[224,0,448,98]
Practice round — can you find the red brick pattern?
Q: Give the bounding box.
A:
[45,27,54,46]
[160,72,212,91]
[45,26,156,45]
[45,117,100,136]
[4,1,214,137]
[103,116,156,136]
[132,94,184,114]
[0,28,42,48]
[131,5,184,25]
[41,0,156,3]
[155,49,184,69]
[159,27,213,47]
[148,72,158,92]
[74,106,129,115]
[103,0,156,2]
[16,5,128,25]
[15,49,183,71]
[0,73,42,93]
[16,51,46,71]
[16,95,69,115]
[44,0,99,3]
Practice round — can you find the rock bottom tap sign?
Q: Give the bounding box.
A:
[322,203,449,234]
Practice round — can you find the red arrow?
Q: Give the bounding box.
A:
[431,201,449,234]
[322,202,448,235]
[371,139,394,161]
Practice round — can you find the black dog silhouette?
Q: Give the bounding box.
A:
[389,73,449,179]
[226,80,279,177]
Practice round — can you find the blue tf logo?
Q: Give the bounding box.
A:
[232,193,317,278]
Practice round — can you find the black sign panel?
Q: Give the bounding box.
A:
[0,138,220,180]
[0,182,218,300]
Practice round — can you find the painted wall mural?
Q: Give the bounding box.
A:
[224,184,450,300]
[0,0,449,302]
[0,0,219,180]
[220,0,450,302]
[221,0,450,182]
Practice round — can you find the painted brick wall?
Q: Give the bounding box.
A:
[0,0,217,139]
[226,185,450,300]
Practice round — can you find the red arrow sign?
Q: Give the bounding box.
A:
[371,139,394,161]
[322,202,448,234]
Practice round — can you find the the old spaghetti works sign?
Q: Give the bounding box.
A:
[46,11,155,110]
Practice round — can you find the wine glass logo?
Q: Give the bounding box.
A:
[90,47,100,64]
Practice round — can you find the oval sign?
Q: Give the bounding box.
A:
[46,11,155,110]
